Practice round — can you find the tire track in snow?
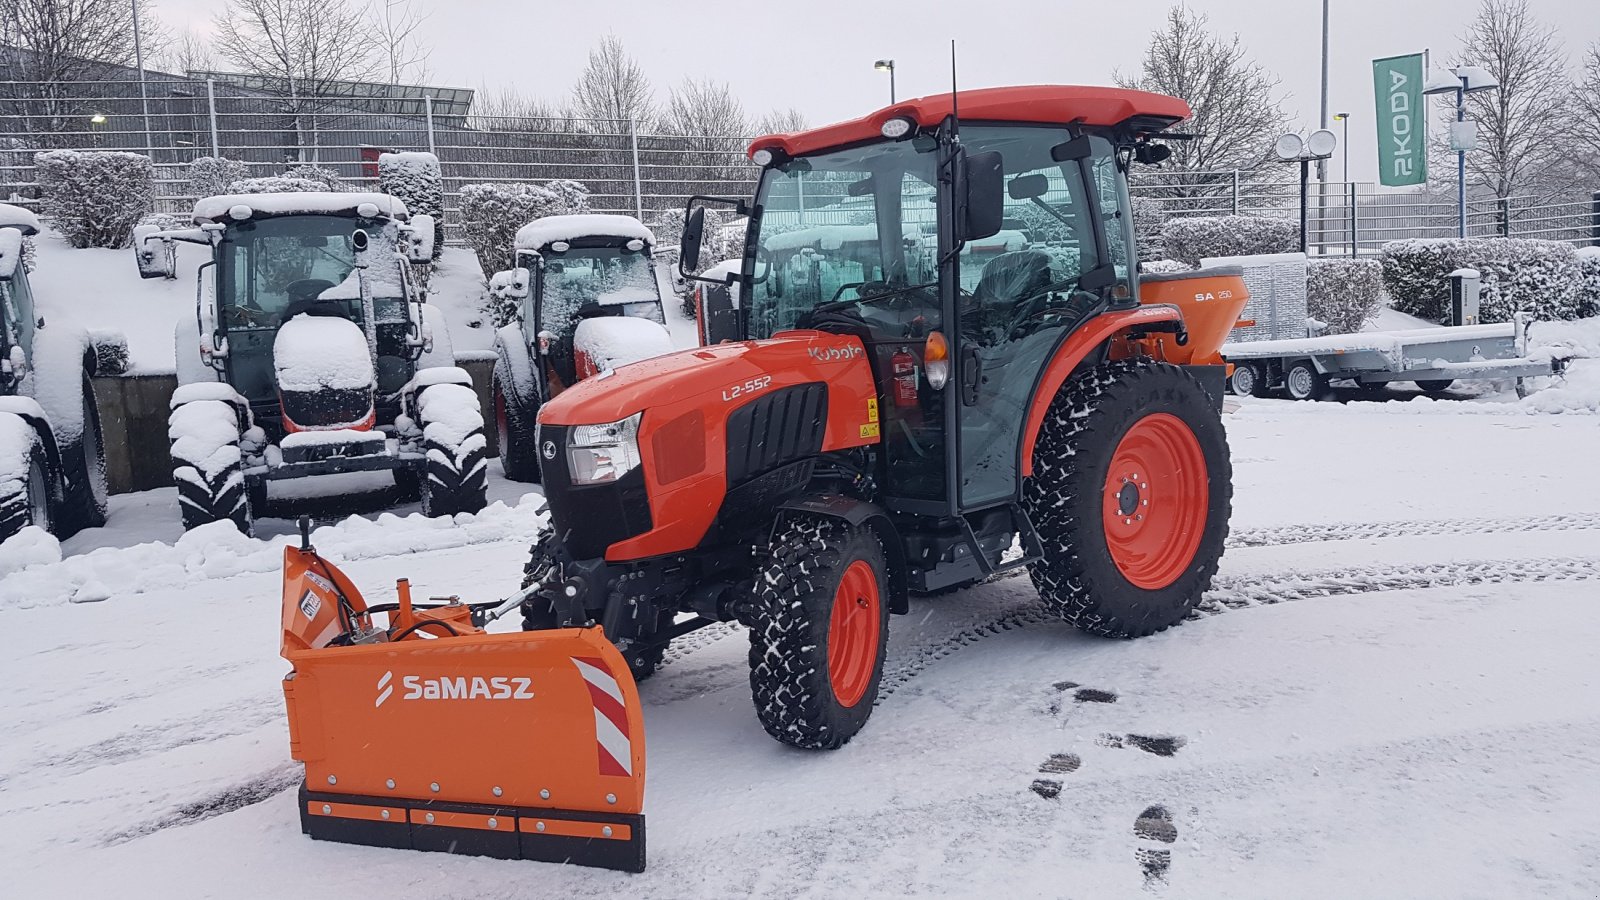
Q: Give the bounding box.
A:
[1226,511,1600,549]
[104,765,301,846]
[875,556,1600,701]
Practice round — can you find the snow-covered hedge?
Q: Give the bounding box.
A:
[187,157,248,199]
[379,152,443,259]
[1306,258,1385,335]
[486,267,530,329]
[283,163,347,191]
[226,176,327,195]
[1140,259,1192,274]
[1161,215,1299,266]
[1131,197,1169,262]
[1380,238,1584,324]
[33,150,154,249]
[458,181,590,276]
[1578,247,1600,320]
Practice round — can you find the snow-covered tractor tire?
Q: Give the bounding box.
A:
[493,358,542,483]
[0,420,53,544]
[747,515,889,751]
[415,382,488,518]
[519,530,668,681]
[56,372,108,535]
[168,398,251,534]
[1023,360,1231,639]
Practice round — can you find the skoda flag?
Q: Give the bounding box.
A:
[1373,53,1427,187]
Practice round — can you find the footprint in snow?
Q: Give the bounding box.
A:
[1134,804,1176,883]
[1047,681,1117,714]
[1029,752,1082,799]
[1097,733,1187,757]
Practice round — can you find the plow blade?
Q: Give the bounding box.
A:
[279,545,647,872]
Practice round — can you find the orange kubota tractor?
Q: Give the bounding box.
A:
[276,85,1248,872]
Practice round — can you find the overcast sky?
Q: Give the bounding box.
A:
[149,0,1594,183]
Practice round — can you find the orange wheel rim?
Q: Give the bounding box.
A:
[827,560,881,707]
[1101,413,1209,590]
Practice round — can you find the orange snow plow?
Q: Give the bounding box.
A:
[277,521,647,872]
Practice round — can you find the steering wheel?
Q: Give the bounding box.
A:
[286,279,337,305]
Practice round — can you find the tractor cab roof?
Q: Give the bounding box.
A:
[0,202,41,236]
[748,85,1191,160]
[192,191,409,225]
[515,213,656,254]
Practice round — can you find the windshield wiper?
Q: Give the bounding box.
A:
[811,281,938,315]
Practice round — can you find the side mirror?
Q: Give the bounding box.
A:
[403,215,435,263]
[681,206,706,274]
[489,267,530,303]
[954,150,1005,244]
[132,225,177,280]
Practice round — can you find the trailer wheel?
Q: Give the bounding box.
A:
[415,383,488,518]
[1285,361,1327,401]
[519,531,669,681]
[0,428,53,543]
[1228,363,1265,398]
[1023,360,1231,638]
[168,398,252,534]
[748,515,889,750]
[1414,379,1454,395]
[58,372,108,534]
[493,360,542,483]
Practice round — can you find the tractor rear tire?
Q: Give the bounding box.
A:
[168,399,252,534]
[1023,360,1231,638]
[57,372,108,535]
[493,361,542,483]
[519,530,668,681]
[0,431,53,543]
[416,383,488,518]
[747,515,889,750]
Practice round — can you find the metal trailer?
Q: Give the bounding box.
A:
[1214,253,1572,400]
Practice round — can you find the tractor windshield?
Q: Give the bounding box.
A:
[747,139,940,340]
[218,215,393,333]
[537,244,663,335]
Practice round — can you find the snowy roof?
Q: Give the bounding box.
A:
[0,202,41,236]
[192,192,408,224]
[765,224,920,253]
[514,214,655,251]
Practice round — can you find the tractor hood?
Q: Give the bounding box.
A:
[540,330,878,437]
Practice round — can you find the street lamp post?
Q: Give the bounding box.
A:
[130,0,153,156]
[1275,130,1339,255]
[1334,112,1353,256]
[874,59,896,104]
[1425,65,1498,239]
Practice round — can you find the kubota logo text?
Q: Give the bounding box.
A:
[375,670,535,708]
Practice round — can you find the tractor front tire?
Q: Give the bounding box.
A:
[1023,360,1231,638]
[416,383,488,518]
[748,515,889,750]
[493,361,542,483]
[0,429,53,543]
[519,530,668,680]
[168,399,251,534]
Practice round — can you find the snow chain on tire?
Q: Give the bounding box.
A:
[519,530,668,681]
[1023,359,1232,638]
[747,515,889,750]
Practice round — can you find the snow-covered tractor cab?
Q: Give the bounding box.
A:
[0,203,116,545]
[136,192,487,533]
[490,214,673,482]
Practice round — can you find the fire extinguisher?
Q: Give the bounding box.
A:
[891,346,919,408]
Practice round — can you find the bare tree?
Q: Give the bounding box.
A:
[1451,0,1573,202]
[1574,43,1600,183]
[1116,6,1288,205]
[158,28,215,76]
[212,0,381,96]
[371,0,430,84]
[0,0,169,131]
[755,108,809,135]
[570,35,655,128]
[654,78,752,203]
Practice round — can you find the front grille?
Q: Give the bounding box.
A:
[725,383,828,485]
[281,387,373,430]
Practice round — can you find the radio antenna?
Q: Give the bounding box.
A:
[949,39,960,142]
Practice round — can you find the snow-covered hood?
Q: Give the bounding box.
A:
[572,317,673,375]
[273,315,374,392]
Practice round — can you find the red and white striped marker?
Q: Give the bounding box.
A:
[570,656,632,777]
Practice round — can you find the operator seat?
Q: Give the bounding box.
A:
[967,250,1053,340]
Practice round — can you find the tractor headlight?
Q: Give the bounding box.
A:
[567,413,643,485]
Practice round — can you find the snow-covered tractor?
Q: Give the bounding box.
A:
[134,192,486,533]
[489,214,674,482]
[0,203,116,544]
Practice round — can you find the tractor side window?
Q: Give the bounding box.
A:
[3,269,37,354]
[1090,142,1135,299]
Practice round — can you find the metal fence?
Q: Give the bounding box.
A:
[2,79,1596,254]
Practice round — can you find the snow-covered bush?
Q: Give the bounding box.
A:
[187,157,249,199]
[1380,238,1583,324]
[1161,215,1299,266]
[378,152,443,259]
[1131,197,1169,261]
[543,179,591,215]
[457,181,588,276]
[1306,258,1384,335]
[33,150,154,249]
[226,176,326,195]
[283,163,347,191]
[1577,247,1600,320]
[486,267,530,328]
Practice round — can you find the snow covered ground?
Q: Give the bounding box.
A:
[6,386,1600,897]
